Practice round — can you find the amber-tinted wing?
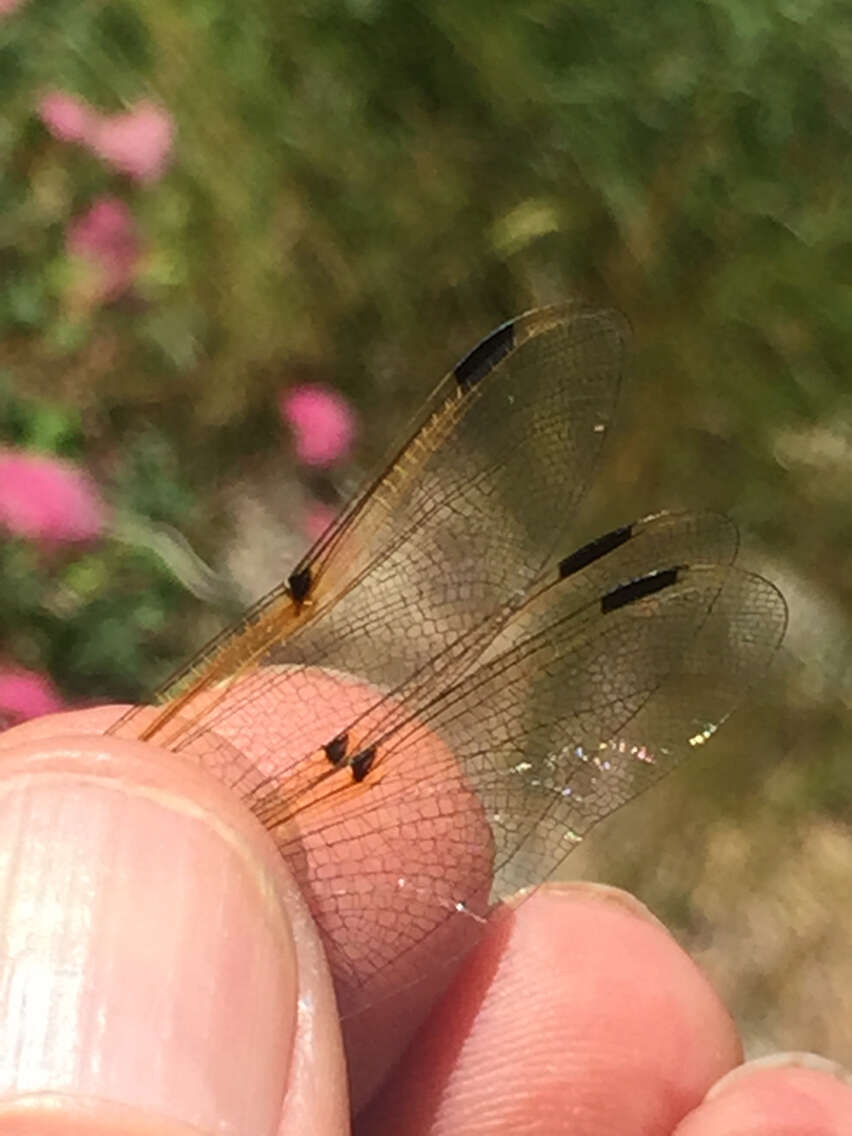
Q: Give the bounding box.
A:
[116,303,628,746]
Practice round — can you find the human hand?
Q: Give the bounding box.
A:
[1,706,850,1135]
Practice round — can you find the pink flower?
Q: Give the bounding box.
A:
[85,101,173,183]
[0,667,65,729]
[303,503,337,543]
[0,448,105,542]
[66,195,139,302]
[37,93,174,183]
[0,0,27,16]
[39,91,93,143]
[279,384,357,467]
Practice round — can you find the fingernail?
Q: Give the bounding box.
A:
[530,881,669,930]
[706,1051,852,1100]
[0,735,299,1135]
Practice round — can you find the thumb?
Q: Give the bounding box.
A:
[0,709,348,1135]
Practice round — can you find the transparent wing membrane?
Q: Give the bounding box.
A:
[122,303,628,741]
[236,557,785,1010]
[109,307,787,1024]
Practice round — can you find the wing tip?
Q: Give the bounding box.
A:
[453,301,632,392]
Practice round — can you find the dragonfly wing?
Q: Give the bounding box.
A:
[236,551,785,1016]
[473,565,787,897]
[125,304,628,742]
[167,510,739,772]
[270,305,629,681]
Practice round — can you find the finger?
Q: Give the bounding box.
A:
[674,1053,852,1134]
[148,668,495,1109]
[357,882,741,1135]
[0,709,348,1135]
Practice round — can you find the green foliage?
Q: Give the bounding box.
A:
[2,0,852,709]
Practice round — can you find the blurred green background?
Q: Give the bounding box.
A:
[2,0,851,1070]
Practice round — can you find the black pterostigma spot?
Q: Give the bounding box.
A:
[454,318,515,390]
[351,746,377,783]
[324,733,349,766]
[601,566,682,614]
[288,565,312,605]
[559,523,633,579]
